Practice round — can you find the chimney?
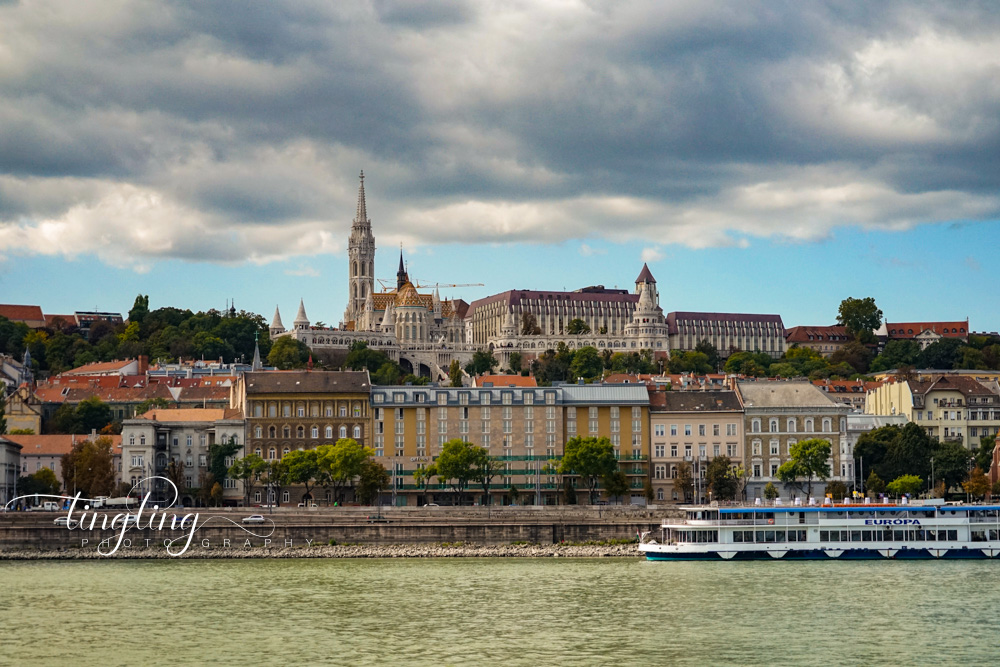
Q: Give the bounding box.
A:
[138,355,149,376]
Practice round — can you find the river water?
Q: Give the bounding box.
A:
[2,557,998,666]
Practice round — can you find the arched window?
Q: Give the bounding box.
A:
[254,426,262,438]
[254,448,262,457]
[340,405,347,417]
[353,404,362,417]
[769,419,778,433]
[339,426,348,439]
[129,435,135,446]
[297,426,305,439]
[283,447,290,456]
[311,426,319,438]
[786,418,796,433]
[283,426,290,438]
[268,426,276,438]
[325,426,333,439]
[751,419,761,433]
[822,418,832,432]
[353,425,362,438]
[268,448,276,460]
[805,418,814,432]
[656,488,664,501]
[670,465,677,478]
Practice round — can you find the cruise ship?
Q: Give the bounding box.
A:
[639,499,1000,560]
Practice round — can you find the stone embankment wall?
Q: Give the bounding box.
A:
[0,505,683,553]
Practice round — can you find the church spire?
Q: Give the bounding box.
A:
[251,332,263,371]
[354,170,369,226]
[396,245,408,290]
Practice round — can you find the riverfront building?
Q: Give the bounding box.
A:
[735,381,850,499]
[865,375,1000,447]
[648,390,744,504]
[370,382,649,506]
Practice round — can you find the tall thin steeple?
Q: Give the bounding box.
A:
[396,246,408,290]
[251,331,263,371]
[345,170,376,325]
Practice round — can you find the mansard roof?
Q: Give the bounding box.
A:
[470,288,639,310]
[245,370,371,394]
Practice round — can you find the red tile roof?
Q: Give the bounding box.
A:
[886,321,969,339]
[44,314,77,328]
[785,325,850,343]
[5,434,122,456]
[60,360,137,375]
[0,304,45,323]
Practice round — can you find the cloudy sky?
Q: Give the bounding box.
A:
[1,0,998,329]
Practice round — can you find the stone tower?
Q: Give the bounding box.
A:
[345,171,376,325]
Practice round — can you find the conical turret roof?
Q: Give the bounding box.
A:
[293,298,309,326]
[271,305,284,330]
[636,263,656,284]
[354,170,369,226]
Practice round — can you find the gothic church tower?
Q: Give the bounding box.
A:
[344,171,376,325]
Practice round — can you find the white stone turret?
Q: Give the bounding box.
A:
[293,299,310,330]
[270,306,285,337]
[380,300,396,333]
[433,286,442,319]
[501,307,517,336]
[344,170,376,325]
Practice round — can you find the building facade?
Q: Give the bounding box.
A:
[235,370,372,506]
[667,312,786,360]
[468,265,670,368]
[736,381,850,499]
[865,375,1000,448]
[121,409,244,506]
[369,382,650,506]
[784,325,852,357]
[648,390,744,504]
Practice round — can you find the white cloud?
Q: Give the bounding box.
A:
[579,243,605,257]
[285,266,320,277]
[640,246,664,263]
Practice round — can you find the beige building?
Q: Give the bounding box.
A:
[370,382,650,506]
[648,390,744,504]
[784,325,852,357]
[736,381,850,499]
[121,409,244,506]
[865,375,1000,448]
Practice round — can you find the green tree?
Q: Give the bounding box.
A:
[345,341,392,374]
[566,318,591,335]
[208,436,242,488]
[558,436,618,504]
[267,336,311,369]
[866,471,886,496]
[569,346,603,380]
[520,313,542,336]
[602,470,629,504]
[836,296,882,342]
[76,397,114,433]
[465,349,499,377]
[372,361,402,385]
[434,439,481,505]
[667,350,713,375]
[957,346,987,370]
[356,459,389,505]
[283,449,321,503]
[825,480,848,500]
[134,397,171,417]
[723,351,772,376]
[917,338,964,370]
[974,435,996,472]
[562,477,577,505]
[673,461,694,503]
[261,460,289,506]
[870,339,921,372]
[228,454,266,506]
[508,351,522,375]
[887,474,923,497]
[128,294,150,325]
[29,467,61,495]
[932,440,973,492]
[705,456,737,501]
[448,359,463,387]
[695,339,720,372]
[829,340,873,375]
[776,438,832,497]
[963,467,990,499]
[471,446,504,506]
[319,438,372,505]
[61,436,116,497]
[763,482,779,500]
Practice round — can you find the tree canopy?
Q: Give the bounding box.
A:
[776,438,832,497]
[837,297,883,342]
[559,436,618,504]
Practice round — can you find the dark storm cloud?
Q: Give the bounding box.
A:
[1,0,999,263]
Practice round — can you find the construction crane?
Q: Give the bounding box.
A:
[376,278,484,290]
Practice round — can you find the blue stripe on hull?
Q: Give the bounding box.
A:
[644,548,993,561]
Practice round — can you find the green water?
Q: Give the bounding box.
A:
[2,557,998,666]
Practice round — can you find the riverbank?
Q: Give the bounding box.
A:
[0,542,642,560]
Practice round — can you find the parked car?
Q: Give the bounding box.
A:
[242,515,266,524]
[53,517,79,528]
[423,503,440,507]
[41,501,59,512]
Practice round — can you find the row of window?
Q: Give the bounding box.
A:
[251,425,363,440]
[916,410,1000,421]
[749,417,840,433]
[375,391,558,405]
[819,529,959,542]
[654,423,739,437]
[251,402,364,418]
[732,530,809,543]
[653,444,738,459]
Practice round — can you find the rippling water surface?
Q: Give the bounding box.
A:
[3,557,1000,666]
